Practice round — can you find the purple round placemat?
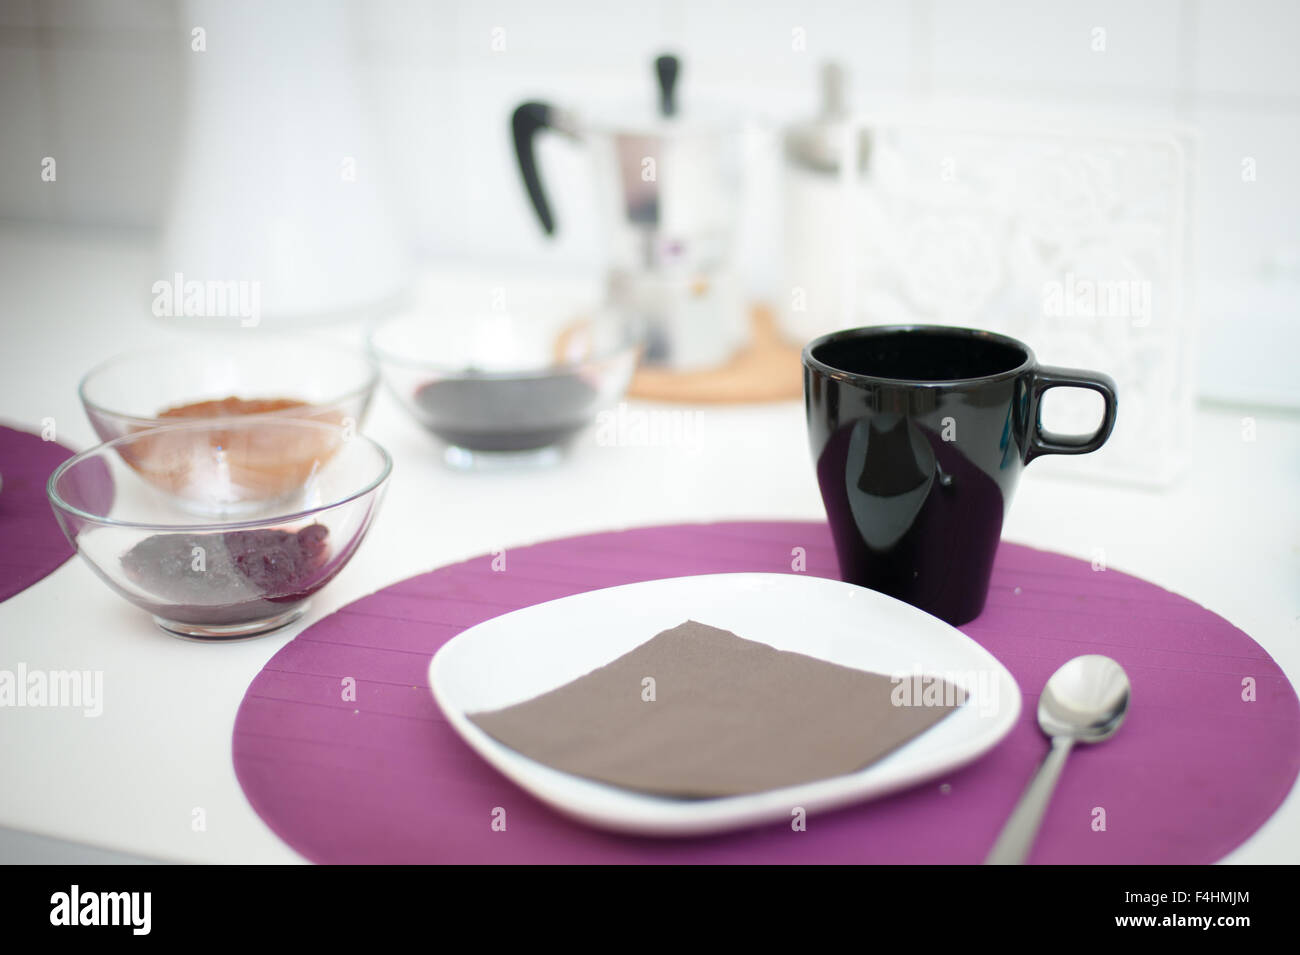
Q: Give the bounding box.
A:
[0,424,81,603]
[232,521,1300,863]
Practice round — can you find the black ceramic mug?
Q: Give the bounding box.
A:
[803,325,1117,626]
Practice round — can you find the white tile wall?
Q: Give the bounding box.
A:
[46,42,183,227]
[453,0,672,68]
[39,0,174,33]
[1191,103,1299,279]
[0,0,183,227]
[0,0,1297,401]
[0,45,53,221]
[1193,0,1300,99]
[929,0,1184,96]
[0,0,36,27]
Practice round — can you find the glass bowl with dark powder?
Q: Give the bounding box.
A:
[47,418,391,640]
[369,304,641,468]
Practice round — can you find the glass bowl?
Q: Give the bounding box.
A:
[80,337,378,444]
[47,418,391,640]
[368,306,641,469]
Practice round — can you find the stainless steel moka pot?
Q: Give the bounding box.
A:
[511,55,748,370]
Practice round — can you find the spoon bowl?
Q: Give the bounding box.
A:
[1038,654,1131,742]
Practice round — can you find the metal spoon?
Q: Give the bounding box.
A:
[985,654,1130,865]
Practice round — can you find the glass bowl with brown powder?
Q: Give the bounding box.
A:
[79,337,377,508]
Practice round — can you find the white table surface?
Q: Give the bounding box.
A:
[1,225,1297,864]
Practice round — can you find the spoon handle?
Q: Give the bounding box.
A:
[985,736,1075,865]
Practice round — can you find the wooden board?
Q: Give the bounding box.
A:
[628,306,804,404]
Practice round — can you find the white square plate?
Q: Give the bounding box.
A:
[429,573,1021,836]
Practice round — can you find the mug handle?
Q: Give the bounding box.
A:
[1024,366,1118,464]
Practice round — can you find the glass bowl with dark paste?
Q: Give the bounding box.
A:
[79,337,377,506]
[47,417,391,640]
[368,305,641,468]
